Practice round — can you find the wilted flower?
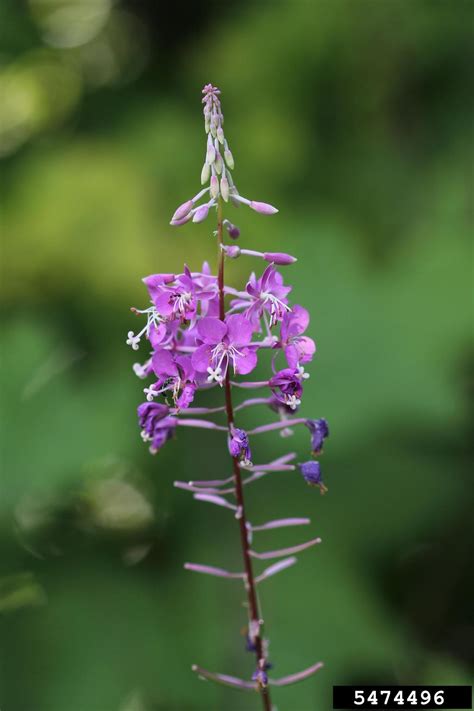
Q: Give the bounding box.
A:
[299,461,327,494]
[228,428,252,466]
[137,402,177,454]
[305,418,329,454]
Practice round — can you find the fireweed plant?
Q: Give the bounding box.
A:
[127,84,329,710]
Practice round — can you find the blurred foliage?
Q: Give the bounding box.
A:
[0,0,472,709]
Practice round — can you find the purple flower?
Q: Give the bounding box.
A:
[228,428,252,466]
[191,314,257,383]
[147,266,217,324]
[269,368,304,410]
[305,418,329,454]
[151,349,197,409]
[137,402,177,454]
[232,264,292,329]
[280,305,316,369]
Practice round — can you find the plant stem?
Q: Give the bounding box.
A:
[216,200,273,711]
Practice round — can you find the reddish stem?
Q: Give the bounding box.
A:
[217,201,272,711]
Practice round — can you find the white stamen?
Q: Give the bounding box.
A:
[144,385,160,402]
[285,395,301,410]
[126,307,163,349]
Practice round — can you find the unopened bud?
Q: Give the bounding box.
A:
[210,175,219,199]
[217,125,224,144]
[225,245,241,259]
[172,199,193,222]
[214,152,223,175]
[192,203,210,223]
[170,212,192,226]
[263,252,297,265]
[249,200,278,215]
[224,148,234,170]
[201,162,210,184]
[220,175,230,202]
[206,135,216,164]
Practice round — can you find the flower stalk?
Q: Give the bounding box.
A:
[216,197,272,710]
[128,83,330,708]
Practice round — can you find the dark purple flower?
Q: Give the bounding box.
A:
[280,304,316,369]
[137,402,177,454]
[191,314,257,383]
[228,428,252,465]
[305,418,329,454]
[299,461,327,493]
[269,367,304,410]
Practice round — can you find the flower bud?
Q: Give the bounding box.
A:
[263,252,297,265]
[214,152,223,175]
[201,162,210,184]
[224,148,234,170]
[220,175,229,202]
[217,125,224,144]
[225,245,240,259]
[172,199,193,222]
[170,212,192,226]
[192,203,210,223]
[249,200,278,215]
[210,175,219,199]
[206,135,216,164]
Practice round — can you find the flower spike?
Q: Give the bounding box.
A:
[128,84,331,709]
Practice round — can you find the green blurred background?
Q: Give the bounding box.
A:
[1,1,472,709]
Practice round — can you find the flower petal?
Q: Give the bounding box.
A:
[226,314,254,345]
[152,349,177,376]
[235,348,258,375]
[197,317,227,344]
[191,344,213,372]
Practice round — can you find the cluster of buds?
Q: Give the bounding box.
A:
[170,84,278,227]
[128,84,330,705]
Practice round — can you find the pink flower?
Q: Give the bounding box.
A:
[191,314,257,384]
[280,305,316,368]
[151,349,197,409]
[144,266,218,324]
[232,264,292,329]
